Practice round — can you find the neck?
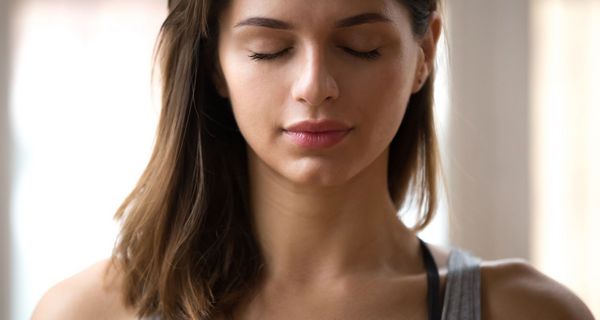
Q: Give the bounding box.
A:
[247,148,418,288]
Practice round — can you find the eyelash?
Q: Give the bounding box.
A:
[248,47,381,61]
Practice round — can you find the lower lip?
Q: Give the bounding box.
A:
[283,130,351,149]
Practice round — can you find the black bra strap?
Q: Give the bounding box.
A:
[418,238,441,320]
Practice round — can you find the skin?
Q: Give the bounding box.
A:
[217,0,428,286]
[31,0,595,319]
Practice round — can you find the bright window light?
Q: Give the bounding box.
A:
[531,0,600,316]
[9,1,165,319]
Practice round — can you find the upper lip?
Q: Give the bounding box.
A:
[284,119,352,133]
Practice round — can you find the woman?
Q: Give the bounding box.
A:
[33,0,594,319]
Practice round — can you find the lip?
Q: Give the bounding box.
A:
[283,119,352,149]
[284,119,352,133]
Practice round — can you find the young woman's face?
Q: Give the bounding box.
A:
[217,0,427,186]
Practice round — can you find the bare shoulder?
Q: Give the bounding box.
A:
[480,258,594,320]
[31,258,137,320]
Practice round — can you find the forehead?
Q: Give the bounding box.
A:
[219,0,410,31]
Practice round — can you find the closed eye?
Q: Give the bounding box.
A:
[248,48,292,61]
[248,46,382,61]
[339,47,381,60]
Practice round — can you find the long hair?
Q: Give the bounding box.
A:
[110,0,441,319]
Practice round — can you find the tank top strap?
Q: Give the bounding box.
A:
[418,238,442,320]
[441,248,482,320]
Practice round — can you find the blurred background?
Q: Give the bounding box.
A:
[0,0,598,319]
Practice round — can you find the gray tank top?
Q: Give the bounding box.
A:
[441,247,482,320]
[142,247,482,320]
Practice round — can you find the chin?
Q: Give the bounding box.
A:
[247,144,367,188]
[279,158,355,188]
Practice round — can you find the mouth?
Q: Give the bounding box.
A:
[283,119,353,149]
[284,119,352,133]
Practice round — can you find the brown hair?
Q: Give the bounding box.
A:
[110,0,441,319]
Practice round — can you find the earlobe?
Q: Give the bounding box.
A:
[411,49,428,93]
[411,11,442,94]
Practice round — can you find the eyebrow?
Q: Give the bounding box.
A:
[233,13,393,30]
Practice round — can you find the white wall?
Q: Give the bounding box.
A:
[531,0,600,315]
[445,0,531,260]
[1,0,14,319]
[446,0,599,315]
[8,1,165,318]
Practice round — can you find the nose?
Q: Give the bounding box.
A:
[291,48,339,107]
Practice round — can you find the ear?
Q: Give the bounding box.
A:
[412,12,443,93]
[212,60,229,98]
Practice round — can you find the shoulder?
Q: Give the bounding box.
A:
[480,258,594,320]
[31,258,138,320]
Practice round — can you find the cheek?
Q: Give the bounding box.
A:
[346,59,414,145]
[219,54,291,152]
